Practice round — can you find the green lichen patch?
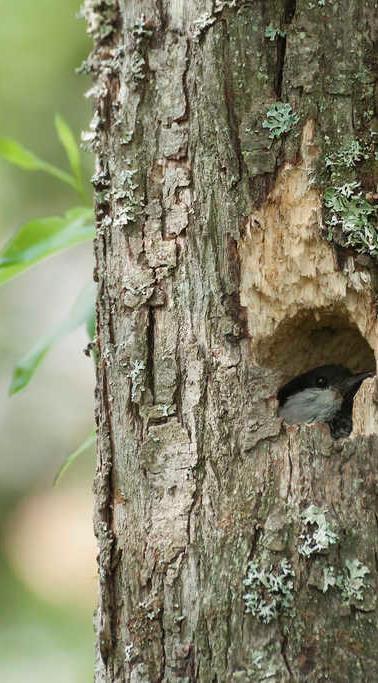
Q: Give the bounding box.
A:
[128,359,146,402]
[319,136,378,257]
[264,25,286,41]
[132,15,153,42]
[322,565,337,593]
[336,559,370,605]
[192,12,217,40]
[124,14,153,88]
[324,139,369,173]
[247,644,283,680]
[243,557,295,623]
[262,103,299,140]
[298,504,338,557]
[192,1,241,41]
[324,183,378,256]
[315,559,371,609]
[129,54,145,83]
[113,164,144,228]
[82,0,119,43]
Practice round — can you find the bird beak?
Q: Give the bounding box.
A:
[341,371,374,397]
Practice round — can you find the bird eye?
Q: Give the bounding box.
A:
[316,376,328,388]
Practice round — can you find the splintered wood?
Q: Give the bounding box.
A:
[239,120,377,379]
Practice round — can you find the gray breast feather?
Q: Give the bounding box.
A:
[278,388,343,425]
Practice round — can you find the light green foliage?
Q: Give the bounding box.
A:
[0,207,94,286]
[0,117,94,380]
[54,429,96,486]
[0,116,95,476]
[9,282,95,395]
[0,116,87,200]
[298,504,338,557]
[0,137,79,193]
[54,114,85,198]
[264,25,286,41]
[336,559,370,604]
[243,557,294,623]
[0,1,95,528]
[86,308,96,341]
[262,103,299,139]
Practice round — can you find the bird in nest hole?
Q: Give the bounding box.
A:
[277,364,374,439]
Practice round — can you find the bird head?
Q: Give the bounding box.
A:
[277,364,374,437]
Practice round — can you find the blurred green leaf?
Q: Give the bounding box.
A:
[9,282,96,395]
[0,207,94,285]
[54,429,96,486]
[86,309,96,341]
[55,114,84,197]
[0,137,78,190]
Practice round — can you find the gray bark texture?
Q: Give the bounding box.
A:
[84,0,378,681]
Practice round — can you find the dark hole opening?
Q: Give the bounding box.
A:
[256,308,376,439]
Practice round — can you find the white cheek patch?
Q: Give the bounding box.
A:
[278,388,343,425]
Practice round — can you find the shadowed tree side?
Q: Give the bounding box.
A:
[84,1,378,680]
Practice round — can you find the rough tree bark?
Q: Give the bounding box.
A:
[84,0,378,680]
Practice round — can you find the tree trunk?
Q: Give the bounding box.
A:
[84,1,378,680]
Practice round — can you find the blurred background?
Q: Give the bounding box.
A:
[0,1,96,680]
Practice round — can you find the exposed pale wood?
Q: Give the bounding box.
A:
[240,119,377,379]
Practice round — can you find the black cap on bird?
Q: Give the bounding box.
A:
[277,365,374,438]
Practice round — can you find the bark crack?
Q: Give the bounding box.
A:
[175,37,191,124]
[275,35,287,99]
[147,305,155,404]
[222,20,245,184]
[186,358,210,544]
[275,0,297,98]
[280,632,294,680]
[374,513,378,573]
[95,359,117,670]
[156,0,168,33]
[286,437,293,502]
[224,586,233,675]
[284,0,297,24]
[157,599,167,682]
